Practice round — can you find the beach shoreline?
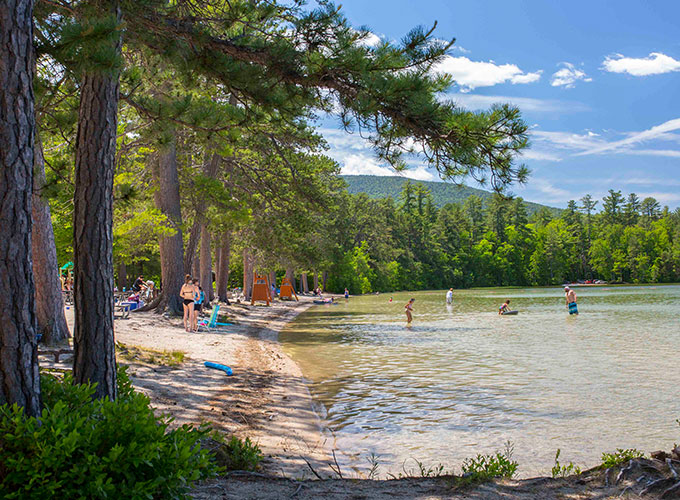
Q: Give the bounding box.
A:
[59,297,678,499]
[107,296,337,479]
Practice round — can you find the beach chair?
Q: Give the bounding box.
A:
[197,304,232,332]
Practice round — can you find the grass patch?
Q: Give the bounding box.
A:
[457,442,518,485]
[204,434,263,471]
[116,342,186,367]
[601,448,644,468]
[551,449,581,478]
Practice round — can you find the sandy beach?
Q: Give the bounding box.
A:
[104,297,337,481]
[53,298,678,499]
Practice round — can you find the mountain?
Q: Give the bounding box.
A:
[341,175,561,215]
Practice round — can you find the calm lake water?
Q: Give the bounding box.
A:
[279,285,680,477]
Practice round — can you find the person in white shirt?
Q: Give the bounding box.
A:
[446,288,453,304]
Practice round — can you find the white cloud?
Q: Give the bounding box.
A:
[519,150,563,162]
[636,192,680,203]
[602,52,680,76]
[577,117,680,155]
[340,154,435,181]
[434,55,542,91]
[550,63,592,88]
[358,31,382,48]
[449,93,589,113]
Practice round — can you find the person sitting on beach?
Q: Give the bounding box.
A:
[132,275,145,293]
[565,286,578,315]
[180,275,196,333]
[499,299,511,315]
[405,298,415,324]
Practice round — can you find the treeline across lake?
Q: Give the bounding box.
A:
[323,182,680,293]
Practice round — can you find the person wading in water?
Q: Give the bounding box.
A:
[565,286,578,315]
[405,298,415,324]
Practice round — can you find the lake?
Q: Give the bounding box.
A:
[279,285,680,477]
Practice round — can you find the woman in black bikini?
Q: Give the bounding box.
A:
[180,275,196,332]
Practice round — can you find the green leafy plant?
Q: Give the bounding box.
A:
[208,434,264,471]
[601,448,645,468]
[551,449,581,478]
[0,367,217,499]
[460,442,518,483]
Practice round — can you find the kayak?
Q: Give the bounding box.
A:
[501,310,519,315]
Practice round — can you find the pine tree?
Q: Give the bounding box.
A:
[0,0,42,416]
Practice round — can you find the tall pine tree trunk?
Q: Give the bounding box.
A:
[243,250,253,300]
[183,219,201,275]
[32,132,69,345]
[183,151,219,274]
[117,262,127,291]
[150,136,184,315]
[72,0,121,400]
[270,271,277,295]
[199,225,213,302]
[313,270,318,291]
[216,232,231,302]
[0,0,41,416]
[301,273,309,294]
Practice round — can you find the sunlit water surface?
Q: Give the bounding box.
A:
[279,285,680,477]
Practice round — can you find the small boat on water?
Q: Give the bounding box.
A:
[501,310,519,315]
[313,298,335,305]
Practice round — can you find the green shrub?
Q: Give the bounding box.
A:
[551,449,581,478]
[601,448,644,468]
[0,367,217,499]
[208,434,264,471]
[460,443,518,483]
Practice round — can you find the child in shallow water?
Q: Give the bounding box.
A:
[499,299,511,314]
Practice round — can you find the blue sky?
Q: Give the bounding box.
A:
[317,0,680,209]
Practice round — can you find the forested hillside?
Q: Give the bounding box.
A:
[324,185,680,294]
[342,175,561,215]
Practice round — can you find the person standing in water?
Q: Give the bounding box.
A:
[344,288,349,299]
[446,288,453,304]
[405,298,415,324]
[564,286,578,315]
[499,299,511,315]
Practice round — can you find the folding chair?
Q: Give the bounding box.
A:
[197,304,232,331]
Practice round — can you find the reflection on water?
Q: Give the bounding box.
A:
[279,285,680,476]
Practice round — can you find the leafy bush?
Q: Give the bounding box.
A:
[208,434,263,471]
[0,367,217,499]
[601,448,644,468]
[460,443,518,483]
[551,449,581,478]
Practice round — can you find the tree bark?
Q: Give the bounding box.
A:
[285,267,295,291]
[313,270,318,291]
[192,252,200,279]
[270,271,277,295]
[117,261,127,291]
[72,0,121,401]
[32,132,70,346]
[199,224,213,302]
[301,272,309,294]
[322,271,328,291]
[243,250,254,300]
[183,151,220,274]
[0,0,41,416]
[183,219,201,275]
[150,136,184,315]
[216,232,231,302]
